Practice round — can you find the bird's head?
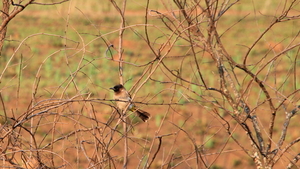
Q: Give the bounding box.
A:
[110,84,124,92]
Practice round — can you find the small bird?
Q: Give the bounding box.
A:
[110,84,150,122]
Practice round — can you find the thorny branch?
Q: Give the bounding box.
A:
[154,0,300,168]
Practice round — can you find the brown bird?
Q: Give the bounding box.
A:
[110,84,150,122]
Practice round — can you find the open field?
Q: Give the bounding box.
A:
[0,0,300,168]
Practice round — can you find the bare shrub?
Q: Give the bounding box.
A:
[0,0,300,168]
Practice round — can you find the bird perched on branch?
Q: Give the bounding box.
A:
[110,84,150,122]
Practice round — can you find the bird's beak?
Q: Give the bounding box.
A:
[109,87,114,90]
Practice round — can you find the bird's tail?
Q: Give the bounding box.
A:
[134,109,150,122]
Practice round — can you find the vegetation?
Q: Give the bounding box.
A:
[0,0,300,168]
